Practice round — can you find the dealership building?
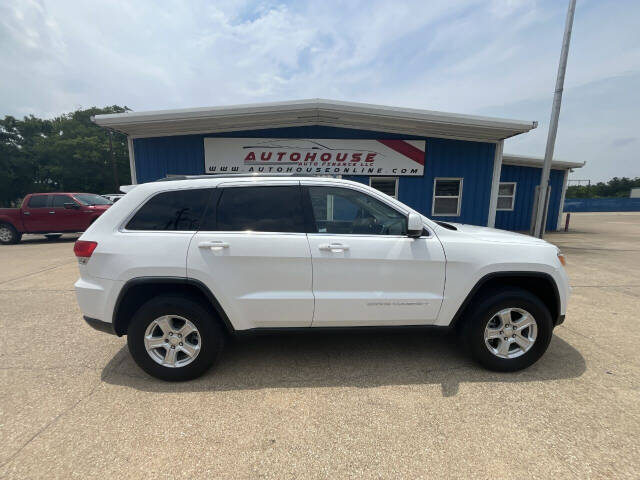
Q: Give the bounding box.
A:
[94,99,583,232]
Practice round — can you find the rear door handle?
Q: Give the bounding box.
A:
[318,243,350,252]
[198,240,229,250]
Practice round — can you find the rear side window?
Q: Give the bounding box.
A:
[126,189,211,231]
[214,186,304,233]
[28,195,48,208]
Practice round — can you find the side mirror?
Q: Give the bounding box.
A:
[407,212,423,238]
[64,202,79,210]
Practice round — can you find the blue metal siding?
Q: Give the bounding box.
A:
[495,166,565,231]
[547,169,565,231]
[408,138,494,225]
[133,126,423,184]
[134,136,204,183]
[342,175,369,186]
[133,127,494,226]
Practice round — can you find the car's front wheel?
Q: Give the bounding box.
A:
[463,288,553,372]
[127,295,224,381]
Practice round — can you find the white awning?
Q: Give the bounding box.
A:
[93,98,537,142]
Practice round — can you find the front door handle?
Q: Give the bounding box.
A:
[318,243,350,253]
[49,211,56,214]
[198,240,229,250]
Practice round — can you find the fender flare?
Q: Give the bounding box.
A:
[112,276,235,335]
[0,217,19,231]
[448,271,561,329]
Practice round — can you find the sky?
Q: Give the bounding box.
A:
[1,0,638,182]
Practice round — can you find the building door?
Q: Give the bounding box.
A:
[303,184,446,327]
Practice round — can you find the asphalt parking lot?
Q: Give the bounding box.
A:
[1,212,639,479]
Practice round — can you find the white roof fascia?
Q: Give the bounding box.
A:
[502,153,584,170]
[93,99,537,143]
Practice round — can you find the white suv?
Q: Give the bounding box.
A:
[74,176,569,381]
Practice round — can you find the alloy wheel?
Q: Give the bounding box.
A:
[0,226,13,243]
[144,315,201,368]
[484,308,538,359]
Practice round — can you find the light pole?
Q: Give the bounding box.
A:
[533,0,577,238]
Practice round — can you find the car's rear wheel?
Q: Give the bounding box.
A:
[462,288,553,372]
[127,295,224,381]
[0,223,21,245]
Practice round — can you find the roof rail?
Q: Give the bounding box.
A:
[155,173,322,182]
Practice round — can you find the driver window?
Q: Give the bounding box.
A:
[52,195,75,208]
[308,186,407,235]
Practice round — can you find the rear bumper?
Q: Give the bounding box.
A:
[555,314,566,326]
[84,316,117,335]
[74,275,123,324]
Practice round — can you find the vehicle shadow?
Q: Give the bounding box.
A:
[20,234,80,245]
[101,330,586,397]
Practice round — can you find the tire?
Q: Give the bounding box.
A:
[0,223,21,245]
[461,288,553,372]
[44,234,63,240]
[127,295,224,381]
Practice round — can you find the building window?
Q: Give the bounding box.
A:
[369,177,398,198]
[432,178,462,216]
[497,182,517,211]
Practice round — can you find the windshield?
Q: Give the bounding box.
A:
[73,193,112,206]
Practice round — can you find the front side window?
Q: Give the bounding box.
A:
[126,189,211,231]
[370,177,398,198]
[27,195,48,208]
[215,186,304,233]
[497,182,517,211]
[52,195,75,208]
[308,186,407,235]
[432,178,462,216]
[73,193,112,206]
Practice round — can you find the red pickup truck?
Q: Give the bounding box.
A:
[0,193,112,244]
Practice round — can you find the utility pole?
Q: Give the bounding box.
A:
[109,130,119,191]
[533,0,576,238]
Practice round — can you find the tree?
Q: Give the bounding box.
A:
[566,177,640,199]
[0,106,131,206]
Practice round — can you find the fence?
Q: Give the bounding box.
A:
[564,198,640,212]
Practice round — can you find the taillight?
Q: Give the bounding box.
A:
[74,240,98,258]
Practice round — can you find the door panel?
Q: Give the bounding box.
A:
[187,233,313,330]
[50,195,84,231]
[187,182,313,330]
[22,195,51,232]
[307,234,446,326]
[302,183,446,327]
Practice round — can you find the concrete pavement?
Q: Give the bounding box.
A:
[1,212,638,479]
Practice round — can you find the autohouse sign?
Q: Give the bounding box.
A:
[204,138,425,176]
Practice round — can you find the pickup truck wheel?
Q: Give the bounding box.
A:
[0,223,21,245]
[44,234,63,240]
[463,288,553,372]
[127,295,224,381]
